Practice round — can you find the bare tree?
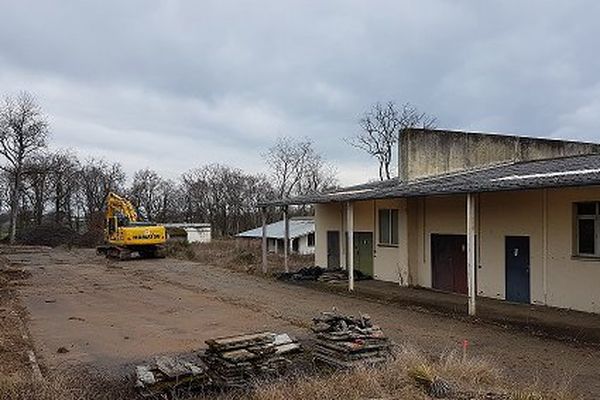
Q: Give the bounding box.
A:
[181,164,274,236]
[347,101,436,180]
[49,150,80,226]
[22,152,54,226]
[78,158,125,228]
[153,178,183,222]
[0,92,49,242]
[0,171,10,216]
[299,150,337,195]
[263,137,337,199]
[129,169,165,221]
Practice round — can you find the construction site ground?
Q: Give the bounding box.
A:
[2,245,600,398]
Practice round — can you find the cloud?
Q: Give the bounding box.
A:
[0,1,599,185]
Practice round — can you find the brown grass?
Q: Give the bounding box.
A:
[0,265,34,378]
[0,372,134,400]
[187,345,580,400]
[0,344,582,400]
[166,239,313,275]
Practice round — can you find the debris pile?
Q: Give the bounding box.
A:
[311,310,393,368]
[201,332,300,388]
[278,266,324,281]
[278,267,371,283]
[318,269,371,283]
[135,355,208,397]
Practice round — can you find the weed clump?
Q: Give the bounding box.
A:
[166,239,313,275]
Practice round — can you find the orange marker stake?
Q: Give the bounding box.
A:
[462,339,469,362]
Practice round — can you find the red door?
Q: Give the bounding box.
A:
[431,234,467,294]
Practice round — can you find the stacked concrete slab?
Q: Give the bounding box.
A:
[312,310,392,368]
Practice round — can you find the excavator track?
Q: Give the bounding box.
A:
[97,245,133,260]
[97,245,165,260]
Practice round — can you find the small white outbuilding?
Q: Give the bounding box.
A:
[236,217,315,255]
[163,223,212,243]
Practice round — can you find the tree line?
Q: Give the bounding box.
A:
[0,91,436,244]
[0,92,337,243]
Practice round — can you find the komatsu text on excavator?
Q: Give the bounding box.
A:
[96,192,166,260]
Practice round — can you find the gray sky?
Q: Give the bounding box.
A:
[1,1,600,185]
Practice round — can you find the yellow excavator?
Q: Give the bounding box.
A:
[96,192,166,260]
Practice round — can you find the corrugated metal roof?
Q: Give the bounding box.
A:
[236,218,314,239]
[261,154,600,206]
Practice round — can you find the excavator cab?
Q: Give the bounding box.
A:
[107,216,118,235]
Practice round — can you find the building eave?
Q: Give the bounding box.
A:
[259,154,600,207]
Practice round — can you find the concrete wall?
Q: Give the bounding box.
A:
[412,195,467,288]
[399,129,600,181]
[315,200,410,284]
[406,198,421,286]
[546,187,600,312]
[412,187,600,313]
[315,203,344,268]
[372,198,409,284]
[314,201,374,269]
[477,190,544,304]
[314,186,600,313]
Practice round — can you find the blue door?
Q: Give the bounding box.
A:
[505,236,530,304]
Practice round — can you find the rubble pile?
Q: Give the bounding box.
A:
[201,332,300,388]
[278,267,371,283]
[135,355,208,397]
[311,310,393,368]
[317,269,371,283]
[278,266,324,281]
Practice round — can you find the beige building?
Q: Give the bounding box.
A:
[261,129,600,315]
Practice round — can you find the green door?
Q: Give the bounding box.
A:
[353,232,373,277]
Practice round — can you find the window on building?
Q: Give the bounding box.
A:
[575,202,599,257]
[378,209,399,246]
[307,232,315,247]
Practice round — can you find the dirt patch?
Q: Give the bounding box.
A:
[3,246,600,399]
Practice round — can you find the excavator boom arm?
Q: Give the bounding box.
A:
[106,192,139,222]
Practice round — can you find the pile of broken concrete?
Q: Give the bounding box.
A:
[135,312,392,397]
[135,354,208,397]
[311,310,393,368]
[201,332,300,388]
[135,332,300,396]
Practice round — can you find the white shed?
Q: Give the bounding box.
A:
[163,223,212,244]
[236,217,314,255]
